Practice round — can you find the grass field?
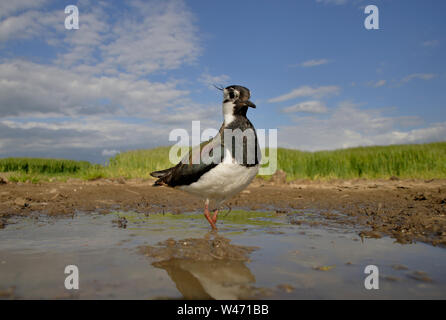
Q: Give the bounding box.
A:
[1,142,445,182]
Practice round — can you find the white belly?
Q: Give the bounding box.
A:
[179,163,259,203]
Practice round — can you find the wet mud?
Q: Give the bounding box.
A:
[1,177,446,299]
[0,177,445,246]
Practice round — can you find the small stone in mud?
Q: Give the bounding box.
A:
[112,217,128,228]
[290,219,302,225]
[14,197,29,208]
[277,284,295,293]
[115,177,126,184]
[359,230,382,239]
[313,265,335,271]
[266,230,285,235]
[165,238,176,247]
[414,193,427,201]
[407,271,433,283]
[50,193,67,201]
[391,264,409,271]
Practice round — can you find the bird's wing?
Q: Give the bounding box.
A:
[151,127,224,187]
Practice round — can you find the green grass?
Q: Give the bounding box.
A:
[275,142,446,180]
[0,157,92,174]
[106,146,172,179]
[1,142,445,182]
[0,157,95,183]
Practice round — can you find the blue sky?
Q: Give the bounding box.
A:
[0,0,445,163]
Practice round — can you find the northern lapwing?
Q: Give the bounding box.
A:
[151,85,261,230]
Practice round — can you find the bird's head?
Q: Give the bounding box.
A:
[215,85,256,121]
[223,85,250,102]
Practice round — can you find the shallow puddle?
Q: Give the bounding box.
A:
[0,210,445,299]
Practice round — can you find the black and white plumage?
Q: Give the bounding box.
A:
[150,85,261,229]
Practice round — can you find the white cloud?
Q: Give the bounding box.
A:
[0,113,222,162]
[368,79,386,88]
[0,0,217,162]
[199,72,230,89]
[0,118,170,161]
[278,101,444,151]
[422,40,439,47]
[154,103,220,126]
[0,9,63,42]
[268,85,340,103]
[96,0,201,76]
[0,60,188,118]
[0,0,202,76]
[282,101,328,114]
[0,0,49,19]
[300,59,330,67]
[401,73,436,83]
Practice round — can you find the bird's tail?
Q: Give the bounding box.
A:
[150,168,171,178]
[150,168,172,186]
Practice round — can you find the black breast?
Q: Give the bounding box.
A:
[223,116,261,167]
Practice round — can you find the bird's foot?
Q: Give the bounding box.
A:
[204,203,218,230]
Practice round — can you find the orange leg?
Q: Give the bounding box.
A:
[204,200,217,230]
[212,209,219,224]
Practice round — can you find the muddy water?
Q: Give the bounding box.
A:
[0,210,445,299]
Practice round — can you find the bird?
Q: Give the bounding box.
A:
[150,85,261,230]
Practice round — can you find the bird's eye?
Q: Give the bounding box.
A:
[229,92,235,99]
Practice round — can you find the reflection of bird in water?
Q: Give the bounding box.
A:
[150,85,260,230]
[141,236,260,300]
[154,259,255,300]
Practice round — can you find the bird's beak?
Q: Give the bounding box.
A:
[213,84,224,91]
[245,100,256,108]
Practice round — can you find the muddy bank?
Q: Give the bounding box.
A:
[0,177,445,246]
